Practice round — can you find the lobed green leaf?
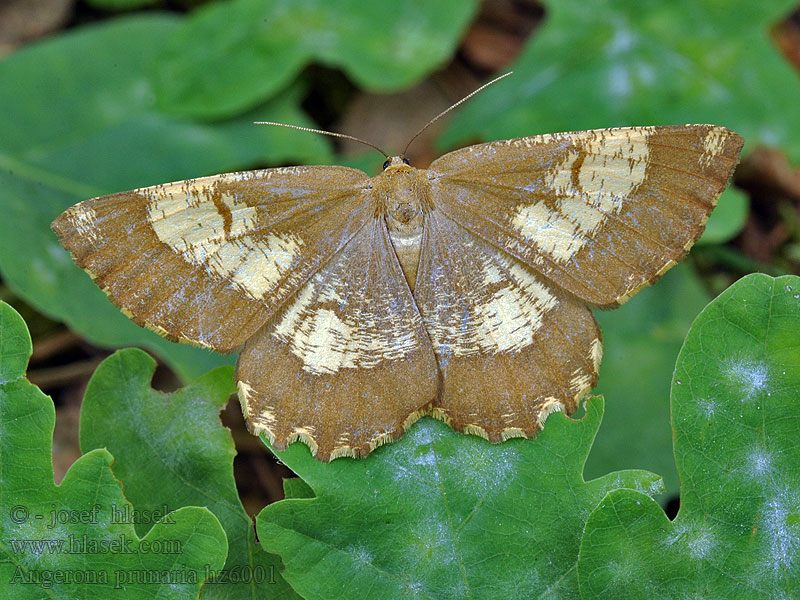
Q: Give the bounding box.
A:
[80,349,300,599]
[587,264,709,498]
[0,302,228,599]
[257,400,663,600]
[578,274,800,598]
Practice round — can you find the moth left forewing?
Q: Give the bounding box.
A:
[413,210,601,441]
[428,124,743,307]
[52,166,373,352]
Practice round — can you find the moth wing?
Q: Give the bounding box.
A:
[413,209,601,440]
[237,217,439,460]
[52,166,373,352]
[428,124,743,306]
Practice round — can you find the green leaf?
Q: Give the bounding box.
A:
[281,479,314,501]
[0,301,228,599]
[79,349,300,599]
[0,14,330,380]
[586,263,709,497]
[155,0,481,118]
[696,186,749,245]
[0,300,31,385]
[578,274,800,598]
[442,0,800,161]
[257,401,663,600]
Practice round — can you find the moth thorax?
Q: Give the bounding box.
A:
[377,170,426,291]
[380,170,426,223]
[386,200,422,226]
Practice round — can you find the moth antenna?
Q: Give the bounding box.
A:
[254,121,390,158]
[402,71,513,158]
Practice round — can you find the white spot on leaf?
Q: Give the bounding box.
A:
[723,359,769,400]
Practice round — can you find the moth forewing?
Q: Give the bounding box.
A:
[428,124,744,307]
[52,166,374,352]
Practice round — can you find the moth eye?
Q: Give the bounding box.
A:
[402,157,411,166]
[382,159,391,170]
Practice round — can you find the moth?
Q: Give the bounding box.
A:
[52,102,742,460]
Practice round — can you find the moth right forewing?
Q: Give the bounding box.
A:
[52,166,373,352]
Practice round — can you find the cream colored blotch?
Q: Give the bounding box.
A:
[512,129,651,262]
[699,126,728,167]
[147,190,304,300]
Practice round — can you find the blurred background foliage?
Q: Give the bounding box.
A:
[1,0,798,510]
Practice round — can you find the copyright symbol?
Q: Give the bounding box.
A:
[10,505,28,524]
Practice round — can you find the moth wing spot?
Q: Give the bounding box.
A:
[511,131,649,263]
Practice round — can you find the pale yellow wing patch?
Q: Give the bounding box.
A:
[140,168,367,304]
[271,275,423,376]
[510,129,650,262]
[147,185,306,301]
[419,231,559,357]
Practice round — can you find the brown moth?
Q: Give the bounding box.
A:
[52,110,743,460]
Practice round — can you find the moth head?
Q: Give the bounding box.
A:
[382,156,412,171]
